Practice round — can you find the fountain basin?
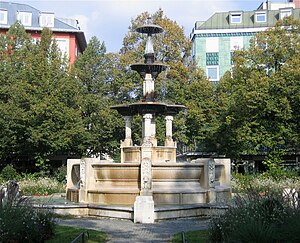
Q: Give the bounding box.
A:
[66,158,231,206]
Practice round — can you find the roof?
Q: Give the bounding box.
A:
[0,1,87,51]
[192,8,300,33]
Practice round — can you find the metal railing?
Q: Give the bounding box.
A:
[71,230,89,243]
[181,231,187,243]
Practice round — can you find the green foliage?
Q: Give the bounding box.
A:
[35,155,51,176]
[262,149,286,180]
[0,197,55,242]
[213,17,300,158]
[0,164,20,181]
[0,23,87,164]
[280,209,300,242]
[19,176,65,196]
[53,165,67,183]
[232,172,300,193]
[209,186,300,243]
[46,225,107,243]
[172,230,208,243]
[72,36,123,158]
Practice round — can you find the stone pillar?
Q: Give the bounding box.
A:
[79,159,87,203]
[143,113,153,144]
[143,74,154,101]
[140,157,152,196]
[165,115,174,146]
[134,195,155,223]
[123,116,132,146]
[203,158,216,203]
[134,156,154,223]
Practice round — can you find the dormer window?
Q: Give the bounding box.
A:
[230,12,242,24]
[280,8,292,20]
[0,9,8,24]
[39,12,54,27]
[17,11,32,26]
[255,11,267,23]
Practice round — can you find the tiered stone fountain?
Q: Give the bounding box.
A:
[66,23,231,223]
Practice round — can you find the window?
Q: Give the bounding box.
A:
[39,13,54,27]
[56,38,69,57]
[206,37,219,52]
[280,9,292,19]
[230,12,242,24]
[255,12,266,22]
[206,66,219,81]
[75,45,78,57]
[230,36,243,51]
[17,11,32,26]
[0,9,8,24]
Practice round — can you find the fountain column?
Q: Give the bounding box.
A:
[143,74,155,101]
[143,113,153,144]
[123,116,133,146]
[165,115,174,146]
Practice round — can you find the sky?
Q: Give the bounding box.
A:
[3,0,288,53]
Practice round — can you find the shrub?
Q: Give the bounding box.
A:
[0,164,20,182]
[232,173,300,193]
[19,177,65,196]
[53,165,67,183]
[208,186,300,243]
[0,191,55,242]
[280,209,300,242]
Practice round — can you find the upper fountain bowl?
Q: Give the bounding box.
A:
[136,24,164,35]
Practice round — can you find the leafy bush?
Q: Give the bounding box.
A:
[19,177,65,196]
[53,165,67,183]
[0,193,55,242]
[232,172,300,193]
[0,164,20,182]
[209,186,300,242]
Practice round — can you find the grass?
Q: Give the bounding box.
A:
[46,225,107,243]
[172,230,209,243]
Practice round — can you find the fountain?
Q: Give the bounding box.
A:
[65,22,231,223]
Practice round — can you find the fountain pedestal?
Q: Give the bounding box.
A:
[134,196,155,223]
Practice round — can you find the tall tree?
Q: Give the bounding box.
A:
[0,23,86,164]
[72,36,123,157]
[213,17,300,159]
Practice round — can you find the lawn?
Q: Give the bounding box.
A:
[172,230,209,243]
[46,225,107,243]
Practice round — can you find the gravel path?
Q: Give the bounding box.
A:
[58,217,210,242]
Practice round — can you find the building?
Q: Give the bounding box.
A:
[190,0,300,85]
[0,1,87,64]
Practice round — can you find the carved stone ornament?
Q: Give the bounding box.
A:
[142,137,152,147]
[141,157,152,193]
[80,159,86,188]
[208,159,215,188]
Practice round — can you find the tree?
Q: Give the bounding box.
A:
[0,23,86,164]
[72,36,123,157]
[213,17,300,160]
[0,22,34,162]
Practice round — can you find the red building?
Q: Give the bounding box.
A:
[0,1,87,64]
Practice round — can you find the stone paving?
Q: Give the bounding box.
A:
[58,217,210,242]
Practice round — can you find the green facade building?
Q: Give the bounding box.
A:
[191,1,300,85]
